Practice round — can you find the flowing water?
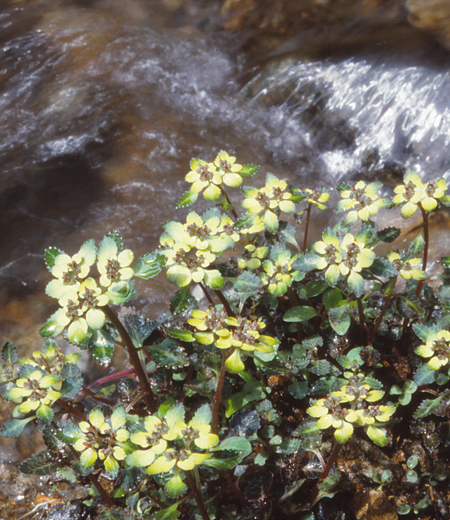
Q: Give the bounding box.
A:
[2,0,450,354]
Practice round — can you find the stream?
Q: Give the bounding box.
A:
[2,0,450,486]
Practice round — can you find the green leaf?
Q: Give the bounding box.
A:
[170,286,194,315]
[441,256,450,269]
[177,190,198,208]
[88,329,115,364]
[154,503,181,520]
[229,271,262,294]
[377,227,401,243]
[412,323,440,342]
[60,363,83,398]
[0,417,35,437]
[278,222,299,248]
[39,314,63,338]
[414,394,446,419]
[408,231,425,256]
[20,450,62,475]
[106,230,123,252]
[107,280,135,305]
[202,450,243,469]
[301,280,329,298]
[328,305,352,336]
[288,381,308,399]
[292,253,319,272]
[283,306,317,322]
[322,288,344,311]
[164,328,194,342]
[44,247,64,271]
[356,220,378,245]
[366,425,388,447]
[133,252,166,279]
[2,341,18,365]
[149,338,189,369]
[336,182,351,194]
[414,364,436,386]
[214,437,252,458]
[369,258,398,278]
[239,164,259,178]
[122,312,155,349]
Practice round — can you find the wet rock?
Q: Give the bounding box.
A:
[351,489,398,520]
[406,0,450,49]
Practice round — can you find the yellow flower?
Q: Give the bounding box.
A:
[97,236,134,288]
[313,229,342,286]
[415,330,450,370]
[339,233,375,296]
[337,181,389,223]
[188,307,230,345]
[386,252,427,280]
[304,188,330,210]
[421,179,447,212]
[393,171,424,218]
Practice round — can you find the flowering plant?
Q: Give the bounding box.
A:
[2,156,450,519]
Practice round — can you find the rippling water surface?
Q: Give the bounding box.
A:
[2,0,450,353]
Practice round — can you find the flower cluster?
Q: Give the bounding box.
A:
[312,230,375,296]
[337,181,391,223]
[393,170,448,217]
[159,210,238,289]
[242,173,297,233]
[41,236,135,344]
[189,308,278,372]
[127,404,218,497]
[415,329,450,370]
[260,245,303,296]
[307,372,396,446]
[62,406,132,478]
[386,251,427,280]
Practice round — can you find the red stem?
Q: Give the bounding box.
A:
[211,353,228,434]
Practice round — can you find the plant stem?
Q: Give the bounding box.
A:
[307,442,342,507]
[199,282,215,306]
[185,470,210,520]
[56,399,87,421]
[214,289,235,317]
[415,206,429,297]
[211,351,228,434]
[220,186,239,220]
[356,297,366,342]
[303,203,312,251]
[368,294,394,346]
[74,369,136,401]
[103,305,157,413]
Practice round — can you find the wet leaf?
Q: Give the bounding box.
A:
[239,164,259,178]
[292,253,319,272]
[0,417,35,437]
[214,437,252,459]
[122,311,155,348]
[377,227,401,243]
[177,190,198,208]
[106,230,123,252]
[414,394,446,419]
[88,329,115,364]
[133,251,165,279]
[229,410,261,437]
[170,286,194,315]
[44,247,64,271]
[60,363,83,398]
[150,338,189,368]
[20,450,62,475]
[408,231,425,256]
[283,306,317,322]
[2,341,18,365]
[164,328,194,342]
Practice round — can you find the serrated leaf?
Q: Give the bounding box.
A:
[0,417,34,437]
[44,247,64,271]
[288,381,308,399]
[229,271,262,293]
[283,306,317,322]
[60,363,83,398]
[164,329,194,342]
[414,364,436,386]
[239,164,259,178]
[336,182,351,194]
[122,312,155,349]
[310,359,331,376]
[229,410,261,437]
[412,323,440,342]
[133,252,165,279]
[155,503,181,520]
[2,341,18,365]
[149,338,189,368]
[20,450,62,475]
[214,437,252,458]
[278,222,299,248]
[42,423,65,451]
[170,286,194,315]
[414,395,446,418]
[369,258,398,278]
[329,305,351,336]
[408,232,425,256]
[356,220,378,245]
[292,253,319,272]
[106,230,123,251]
[88,329,115,364]
[377,227,401,243]
[177,190,198,208]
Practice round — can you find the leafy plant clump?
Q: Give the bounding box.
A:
[2,154,450,519]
